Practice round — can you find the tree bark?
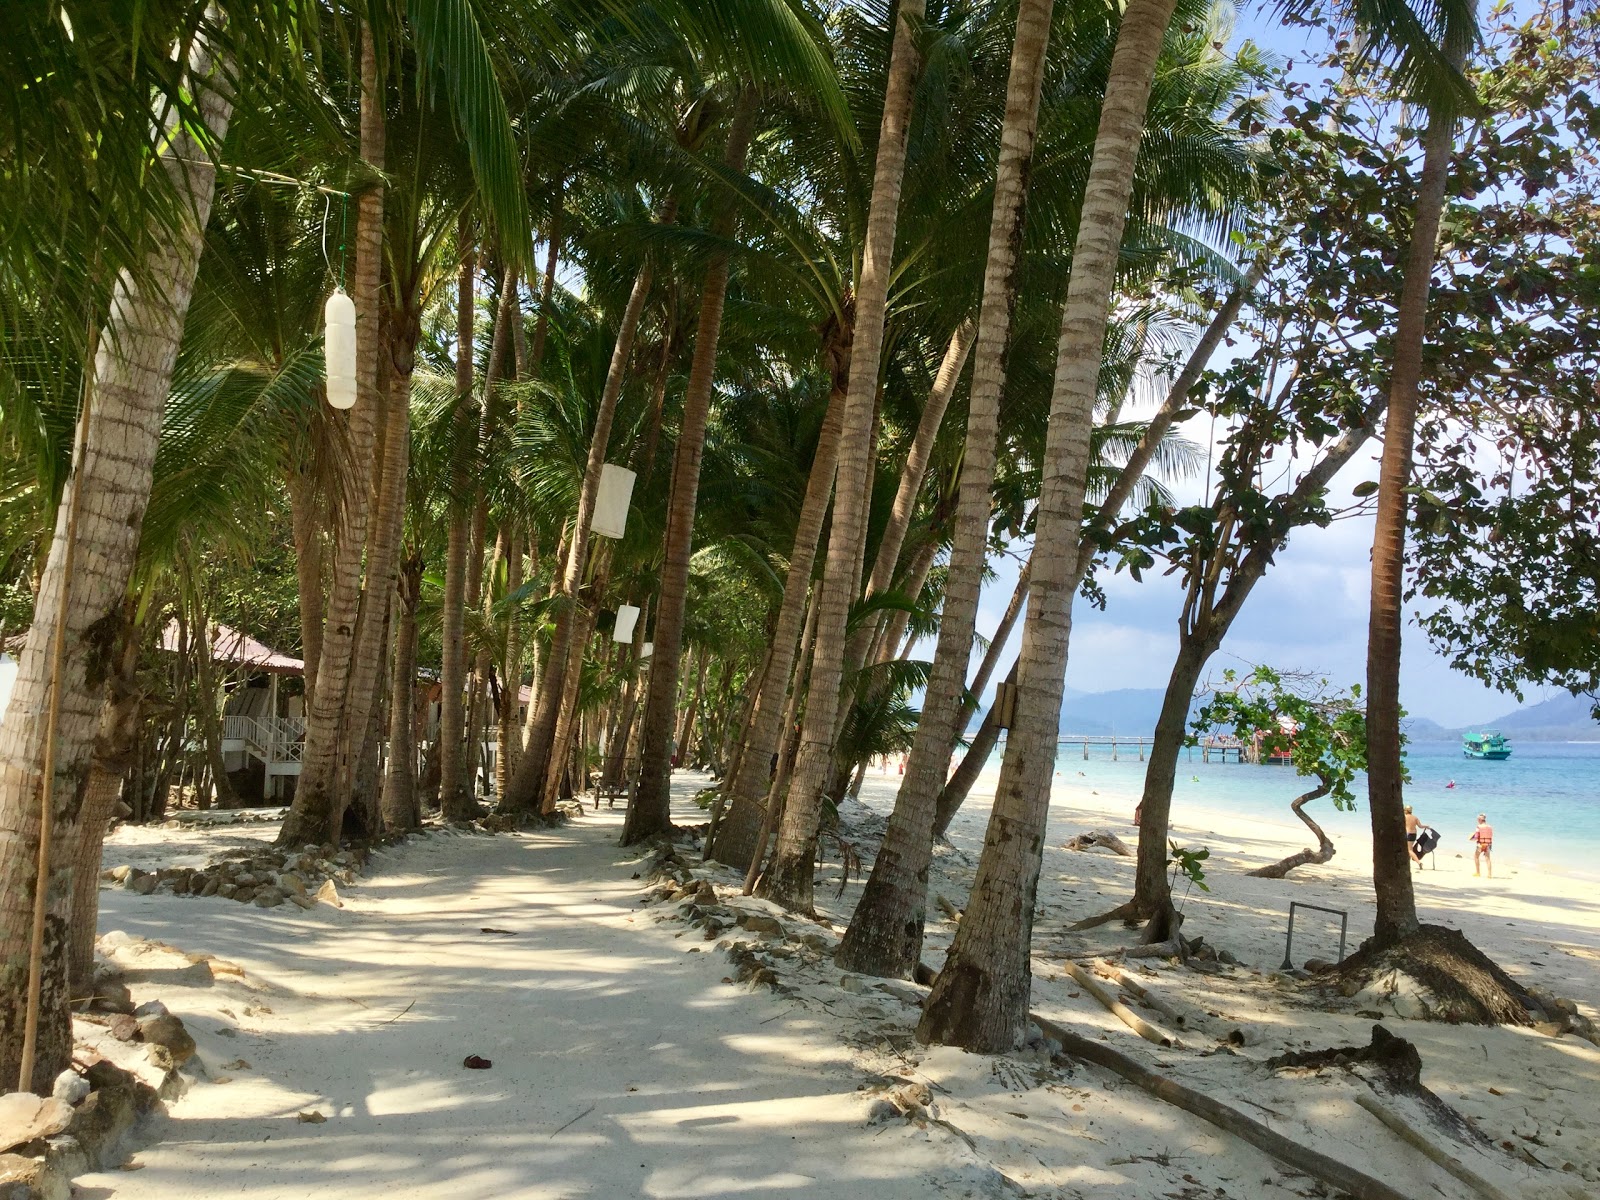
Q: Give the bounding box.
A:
[838,0,1054,975]
[763,3,926,908]
[286,468,324,709]
[337,306,414,829]
[1367,93,1460,946]
[280,26,384,846]
[919,0,1179,1051]
[496,524,523,798]
[625,96,760,843]
[381,556,423,831]
[601,599,648,790]
[0,30,232,1091]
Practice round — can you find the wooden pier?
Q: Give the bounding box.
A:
[1055,734,1253,763]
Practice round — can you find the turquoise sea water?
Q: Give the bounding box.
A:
[983,737,1600,879]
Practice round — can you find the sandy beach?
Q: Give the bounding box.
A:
[76,769,1600,1199]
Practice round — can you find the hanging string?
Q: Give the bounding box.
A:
[337,189,348,289]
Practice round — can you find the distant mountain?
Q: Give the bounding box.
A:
[1403,715,1454,742]
[1058,688,1188,736]
[1474,692,1600,741]
[1052,687,1599,742]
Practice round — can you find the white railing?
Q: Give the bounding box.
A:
[220,714,305,764]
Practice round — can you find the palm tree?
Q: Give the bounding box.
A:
[837,0,1057,976]
[1366,28,1474,945]
[761,0,928,912]
[917,0,1184,1051]
[625,93,761,843]
[0,19,235,1093]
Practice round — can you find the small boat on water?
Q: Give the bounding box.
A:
[1462,730,1512,760]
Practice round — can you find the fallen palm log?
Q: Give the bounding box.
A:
[1064,960,1182,1048]
[1032,1013,1412,1200]
[1353,1091,1517,1200]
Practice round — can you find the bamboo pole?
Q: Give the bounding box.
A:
[1353,1092,1518,1200]
[1064,960,1182,1048]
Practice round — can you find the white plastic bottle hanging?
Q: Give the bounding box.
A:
[590,464,637,539]
[613,604,641,644]
[324,288,358,410]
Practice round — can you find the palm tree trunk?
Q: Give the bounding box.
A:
[865,318,976,602]
[280,26,385,846]
[932,657,1011,839]
[503,225,659,814]
[676,651,710,763]
[762,2,926,908]
[745,587,822,892]
[624,95,760,844]
[0,30,232,1091]
[838,0,1053,977]
[542,602,596,810]
[918,0,1179,1051]
[335,312,413,829]
[601,599,648,790]
[711,379,848,868]
[287,468,324,709]
[496,524,523,797]
[1367,98,1460,946]
[381,556,423,831]
[438,226,479,821]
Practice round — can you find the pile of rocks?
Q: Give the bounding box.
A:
[1,1005,189,1197]
[104,842,365,910]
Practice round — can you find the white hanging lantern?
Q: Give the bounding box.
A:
[324,288,358,410]
[590,464,637,539]
[641,642,654,659]
[613,604,641,644]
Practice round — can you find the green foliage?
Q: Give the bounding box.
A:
[1167,842,1211,894]
[1193,665,1382,811]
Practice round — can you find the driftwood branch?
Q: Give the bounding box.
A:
[1033,1014,1412,1200]
[1352,1091,1518,1200]
[1064,960,1182,1048]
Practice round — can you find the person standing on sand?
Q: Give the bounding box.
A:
[1469,813,1494,878]
[1405,805,1422,867]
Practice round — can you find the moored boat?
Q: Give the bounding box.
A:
[1462,730,1512,760]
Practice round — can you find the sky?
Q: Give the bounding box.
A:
[949,0,1551,729]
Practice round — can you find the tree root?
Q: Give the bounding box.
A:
[1331,924,1542,1026]
[1068,899,1147,932]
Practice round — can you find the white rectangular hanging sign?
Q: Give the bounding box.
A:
[591,464,637,539]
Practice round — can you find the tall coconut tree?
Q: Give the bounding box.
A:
[761,0,927,912]
[917,0,1183,1051]
[836,0,1057,975]
[0,19,234,1092]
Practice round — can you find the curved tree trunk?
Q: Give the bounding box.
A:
[763,2,926,908]
[932,655,1015,839]
[1248,782,1335,878]
[504,230,659,814]
[0,31,232,1091]
[919,0,1179,1052]
[710,380,847,868]
[1367,93,1460,946]
[280,27,385,846]
[625,97,760,844]
[838,0,1055,975]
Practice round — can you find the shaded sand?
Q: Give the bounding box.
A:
[81,769,1600,1199]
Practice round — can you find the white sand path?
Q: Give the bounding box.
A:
[80,793,1007,1200]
